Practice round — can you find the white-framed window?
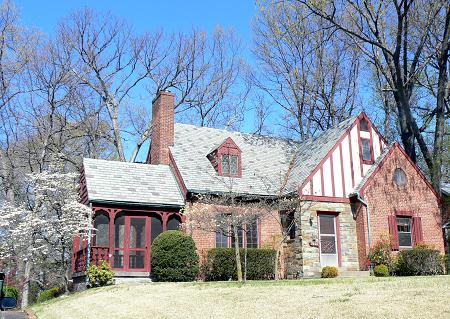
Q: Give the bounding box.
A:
[397,217,412,248]
[221,154,239,176]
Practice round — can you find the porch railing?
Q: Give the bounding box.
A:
[73,246,110,274]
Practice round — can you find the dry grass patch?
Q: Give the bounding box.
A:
[31,276,450,319]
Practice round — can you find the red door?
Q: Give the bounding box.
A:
[113,216,149,272]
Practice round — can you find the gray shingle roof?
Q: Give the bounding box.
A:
[83,158,185,207]
[442,183,450,196]
[170,115,358,196]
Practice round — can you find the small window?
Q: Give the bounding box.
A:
[360,119,369,131]
[361,139,372,162]
[222,154,239,176]
[215,228,228,248]
[393,168,407,186]
[246,220,259,248]
[397,217,412,247]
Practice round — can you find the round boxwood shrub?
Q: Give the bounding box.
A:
[373,264,389,277]
[321,266,338,278]
[151,230,199,281]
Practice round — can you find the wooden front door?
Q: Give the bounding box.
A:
[113,216,149,272]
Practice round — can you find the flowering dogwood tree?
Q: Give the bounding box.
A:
[0,162,91,307]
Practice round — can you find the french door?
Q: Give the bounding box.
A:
[113,216,149,271]
[318,214,339,267]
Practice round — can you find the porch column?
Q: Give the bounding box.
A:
[162,212,169,231]
[108,209,117,266]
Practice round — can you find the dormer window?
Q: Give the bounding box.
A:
[207,137,242,178]
[222,154,238,176]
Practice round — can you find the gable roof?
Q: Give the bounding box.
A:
[170,115,359,196]
[82,158,185,207]
[350,142,439,199]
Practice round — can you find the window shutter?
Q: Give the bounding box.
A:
[388,215,399,250]
[412,217,423,246]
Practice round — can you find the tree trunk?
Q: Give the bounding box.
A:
[274,246,281,280]
[432,4,450,192]
[233,224,243,282]
[21,259,31,309]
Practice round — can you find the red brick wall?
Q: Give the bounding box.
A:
[357,146,444,265]
[149,91,175,165]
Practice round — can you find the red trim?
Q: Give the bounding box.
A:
[169,149,188,197]
[395,210,414,217]
[339,143,346,197]
[330,153,336,197]
[210,137,243,178]
[79,165,89,205]
[302,195,350,203]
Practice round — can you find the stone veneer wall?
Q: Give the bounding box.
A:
[285,201,360,278]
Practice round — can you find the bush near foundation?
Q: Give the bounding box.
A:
[368,238,393,269]
[373,264,389,277]
[395,245,444,276]
[151,230,199,282]
[3,286,19,299]
[87,261,114,287]
[36,287,63,303]
[202,248,276,281]
[321,266,338,278]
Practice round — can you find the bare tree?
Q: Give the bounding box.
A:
[295,0,448,190]
[252,1,360,140]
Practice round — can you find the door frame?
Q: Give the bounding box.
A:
[317,211,342,267]
[113,215,150,272]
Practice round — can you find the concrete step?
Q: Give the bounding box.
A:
[339,270,370,278]
[114,277,153,285]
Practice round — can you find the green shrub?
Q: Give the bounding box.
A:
[373,264,389,277]
[36,287,62,303]
[368,238,392,268]
[151,230,199,282]
[3,286,19,299]
[321,266,338,278]
[444,254,449,274]
[202,248,276,281]
[87,260,114,287]
[395,246,444,276]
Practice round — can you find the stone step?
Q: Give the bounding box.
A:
[339,270,370,278]
[114,277,153,285]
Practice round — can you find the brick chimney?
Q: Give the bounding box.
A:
[147,91,175,165]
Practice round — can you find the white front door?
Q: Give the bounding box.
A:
[319,214,339,267]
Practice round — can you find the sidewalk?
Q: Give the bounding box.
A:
[3,311,28,319]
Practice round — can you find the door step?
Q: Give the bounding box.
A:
[114,277,153,285]
[339,270,370,278]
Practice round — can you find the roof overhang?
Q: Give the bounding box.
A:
[88,199,184,209]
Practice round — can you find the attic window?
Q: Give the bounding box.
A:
[361,138,373,163]
[360,119,369,131]
[393,168,407,186]
[222,154,238,176]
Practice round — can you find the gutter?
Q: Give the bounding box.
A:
[352,192,372,248]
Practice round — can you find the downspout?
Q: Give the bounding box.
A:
[355,192,372,248]
[85,203,93,285]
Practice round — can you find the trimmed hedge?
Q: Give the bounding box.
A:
[202,248,276,281]
[37,287,63,303]
[395,246,444,276]
[151,230,199,282]
[321,266,338,278]
[373,264,389,277]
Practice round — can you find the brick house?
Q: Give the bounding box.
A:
[72,91,445,280]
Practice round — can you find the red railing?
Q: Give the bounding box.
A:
[73,246,110,274]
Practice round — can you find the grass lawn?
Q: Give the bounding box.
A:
[30,276,450,319]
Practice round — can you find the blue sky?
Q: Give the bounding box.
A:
[16,1,255,40]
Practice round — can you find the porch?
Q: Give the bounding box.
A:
[73,206,183,276]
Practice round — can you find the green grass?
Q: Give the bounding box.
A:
[30,276,450,319]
